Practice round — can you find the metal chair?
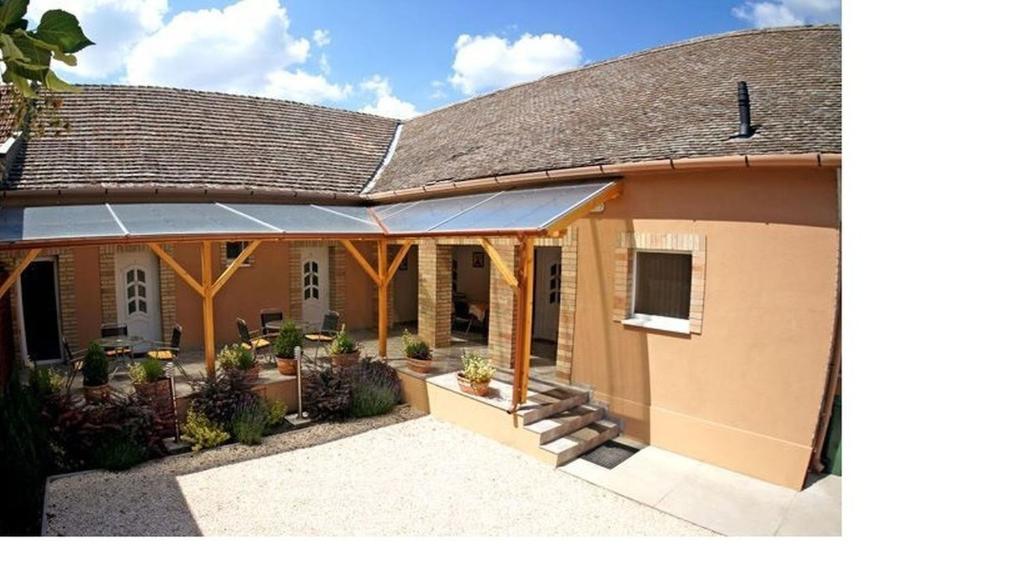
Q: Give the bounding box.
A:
[237,317,272,362]
[146,324,191,382]
[260,308,284,339]
[61,336,86,389]
[99,322,131,373]
[303,310,339,361]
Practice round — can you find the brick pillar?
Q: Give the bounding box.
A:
[554,232,578,383]
[417,240,452,349]
[55,248,78,349]
[159,244,177,342]
[329,244,347,326]
[99,246,117,325]
[487,243,518,369]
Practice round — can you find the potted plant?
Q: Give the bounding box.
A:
[328,325,360,368]
[82,342,110,402]
[401,330,432,374]
[457,350,496,397]
[218,344,259,383]
[129,357,166,387]
[273,320,303,376]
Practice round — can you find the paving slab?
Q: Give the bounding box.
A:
[775,474,842,536]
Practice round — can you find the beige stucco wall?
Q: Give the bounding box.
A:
[571,167,839,489]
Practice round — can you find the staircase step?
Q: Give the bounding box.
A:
[524,404,605,444]
[518,387,588,425]
[539,419,620,466]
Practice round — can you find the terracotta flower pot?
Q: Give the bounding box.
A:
[406,356,432,374]
[276,356,297,376]
[331,350,360,369]
[83,383,111,403]
[457,373,491,397]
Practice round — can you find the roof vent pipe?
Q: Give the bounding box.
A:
[736,81,754,138]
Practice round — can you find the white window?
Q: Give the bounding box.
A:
[225,241,253,267]
[625,250,692,333]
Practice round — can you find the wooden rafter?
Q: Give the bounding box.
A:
[210,240,261,297]
[479,238,517,288]
[341,239,381,285]
[0,248,42,299]
[383,239,414,286]
[148,243,203,296]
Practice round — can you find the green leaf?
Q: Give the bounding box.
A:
[11,30,51,67]
[4,57,48,82]
[7,72,35,98]
[13,28,74,65]
[44,69,78,92]
[0,31,24,61]
[0,0,28,29]
[32,9,93,54]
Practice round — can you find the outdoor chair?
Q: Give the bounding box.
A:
[304,310,340,362]
[99,322,132,362]
[237,317,272,362]
[146,324,191,382]
[61,336,86,389]
[260,308,284,339]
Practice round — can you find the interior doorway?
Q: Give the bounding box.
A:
[17,258,63,364]
[531,246,562,362]
[392,244,418,330]
[452,245,490,340]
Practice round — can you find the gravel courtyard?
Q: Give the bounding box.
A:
[44,409,711,536]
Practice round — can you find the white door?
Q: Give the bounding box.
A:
[532,247,561,342]
[300,246,329,325]
[115,251,162,343]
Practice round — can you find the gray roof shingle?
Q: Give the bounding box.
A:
[370,25,840,192]
[1,85,398,200]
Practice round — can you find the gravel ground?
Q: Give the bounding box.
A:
[45,410,712,536]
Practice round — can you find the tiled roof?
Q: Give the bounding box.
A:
[1,85,398,200]
[0,26,839,202]
[370,25,840,193]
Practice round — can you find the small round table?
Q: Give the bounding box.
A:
[96,335,148,377]
[265,319,319,333]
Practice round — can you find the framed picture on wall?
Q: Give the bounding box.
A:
[472,251,485,268]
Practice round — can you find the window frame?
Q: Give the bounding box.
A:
[225,241,254,267]
[624,248,692,334]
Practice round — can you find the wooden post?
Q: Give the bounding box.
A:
[0,248,42,299]
[200,241,216,379]
[511,237,535,408]
[377,239,388,359]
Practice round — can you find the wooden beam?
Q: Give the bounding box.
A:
[148,242,204,296]
[511,237,535,409]
[210,239,261,297]
[0,248,42,299]
[383,239,414,286]
[479,238,518,288]
[200,241,216,379]
[377,240,388,358]
[341,239,380,285]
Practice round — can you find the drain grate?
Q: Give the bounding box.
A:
[580,440,640,469]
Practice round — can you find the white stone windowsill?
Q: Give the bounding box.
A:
[622,315,691,335]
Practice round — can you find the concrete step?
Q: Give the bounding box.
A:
[539,419,620,466]
[524,404,605,444]
[517,387,589,425]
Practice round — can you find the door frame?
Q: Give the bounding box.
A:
[114,249,162,343]
[15,255,64,365]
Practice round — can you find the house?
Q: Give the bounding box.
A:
[0,25,840,490]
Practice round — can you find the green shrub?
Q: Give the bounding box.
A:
[350,382,398,418]
[230,397,269,445]
[28,365,60,396]
[273,320,303,359]
[266,399,287,427]
[401,330,431,360]
[356,357,401,400]
[182,408,230,452]
[328,326,358,355]
[129,357,164,384]
[45,392,166,471]
[81,342,109,387]
[91,432,149,471]
[303,366,353,420]
[217,344,256,371]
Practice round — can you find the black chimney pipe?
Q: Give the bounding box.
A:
[736,81,753,138]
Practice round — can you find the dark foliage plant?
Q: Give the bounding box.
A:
[302,365,353,420]
[0,372,56,535]
[355,357,401,401]
[190,372,255,428]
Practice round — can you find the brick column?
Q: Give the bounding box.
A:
[159,244,177,342]
[487,243,518,369]
[554,231,578,383]
[417,240,452,349]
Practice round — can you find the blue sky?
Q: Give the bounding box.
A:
[30,0,840,118]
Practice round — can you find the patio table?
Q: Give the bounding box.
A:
[264,319,318,333]
[96,335,148,377]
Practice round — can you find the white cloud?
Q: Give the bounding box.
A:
[448,32,582,95]
[312,29,331,47]
[732,0,841,28]
[27,0,168,79]
[263,69,352,103]
[359,75,418,119]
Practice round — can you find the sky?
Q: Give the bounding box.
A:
[28,0,841,119]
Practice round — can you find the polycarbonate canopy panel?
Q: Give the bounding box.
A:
[221,204,379,234]
[0,204,124,244]
[112,203,272,236]
[373,180,616,234]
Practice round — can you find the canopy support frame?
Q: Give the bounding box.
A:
[0,248,42,299]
